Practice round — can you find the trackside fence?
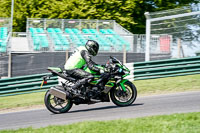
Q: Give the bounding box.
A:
[0,73,58,97]
[1,56,200,97]
[134,56,200,80]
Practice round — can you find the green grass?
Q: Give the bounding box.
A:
[134,74,200,95]
[0,92,46,110]
[1,112,200,133]
[0,74,200,110]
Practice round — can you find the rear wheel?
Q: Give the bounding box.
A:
[44,90,73,114]
[110,81,137,106]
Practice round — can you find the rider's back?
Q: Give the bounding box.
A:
[64,46,87,70]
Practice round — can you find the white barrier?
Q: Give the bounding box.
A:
[124,63,134,81]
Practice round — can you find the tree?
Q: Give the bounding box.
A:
[0,0,198,33]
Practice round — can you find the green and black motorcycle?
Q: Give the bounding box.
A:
[43,56,137,114]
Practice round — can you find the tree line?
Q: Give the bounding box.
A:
[0,0,198,33]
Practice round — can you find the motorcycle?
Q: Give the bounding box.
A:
[42,56,137,114]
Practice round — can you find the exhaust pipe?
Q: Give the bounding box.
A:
[49,86,70,100]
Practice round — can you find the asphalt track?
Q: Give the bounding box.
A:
[0,91,200,130]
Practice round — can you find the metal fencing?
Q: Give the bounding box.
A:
[132,34,172,54]
[6,52,147,77]
[145,4,200,61]
[26,19,134,52]
[0,55,8,78]
[0,18,11,55]
[26,18,172,61]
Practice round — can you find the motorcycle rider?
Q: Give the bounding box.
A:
[64,40,109,94]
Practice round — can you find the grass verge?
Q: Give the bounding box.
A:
[1,112,200,133]
[0,74,200,111]
[0,92,46,111]
[134,74,200,95]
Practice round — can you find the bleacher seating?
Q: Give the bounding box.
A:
[65,28,87,46]
[64,28,130,51]
[99,29,116,34]
[30,28,49,51]
[47,28,70,51]
[100,29,130,50]
[0,27,8,53]
[29,27,130,51]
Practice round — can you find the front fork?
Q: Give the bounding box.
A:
[117,79,128,92]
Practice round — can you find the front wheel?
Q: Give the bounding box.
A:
[44,89,73,114]
[110,81,137,107]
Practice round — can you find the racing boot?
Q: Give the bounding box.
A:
[71,76,93,95]
[64,79,85,97]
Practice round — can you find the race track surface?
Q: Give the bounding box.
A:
[0,91,200,130]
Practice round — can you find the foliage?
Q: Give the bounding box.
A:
[0,0,198,33]
[1,112,200,133]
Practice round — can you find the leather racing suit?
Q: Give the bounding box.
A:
[64,46,101,89]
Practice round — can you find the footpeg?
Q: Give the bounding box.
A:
[90,98,101,102]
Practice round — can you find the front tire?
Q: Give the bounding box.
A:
[110,81,137,107]
[44,90,73,114]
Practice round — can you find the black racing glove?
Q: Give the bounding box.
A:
[100,67,110,74]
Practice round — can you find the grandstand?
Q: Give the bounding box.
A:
[27,19,134,52]
[0,18,172,78]
[0,18,10,54]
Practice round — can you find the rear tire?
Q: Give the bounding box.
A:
[110,81,137,107]
[44,90,73,114]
